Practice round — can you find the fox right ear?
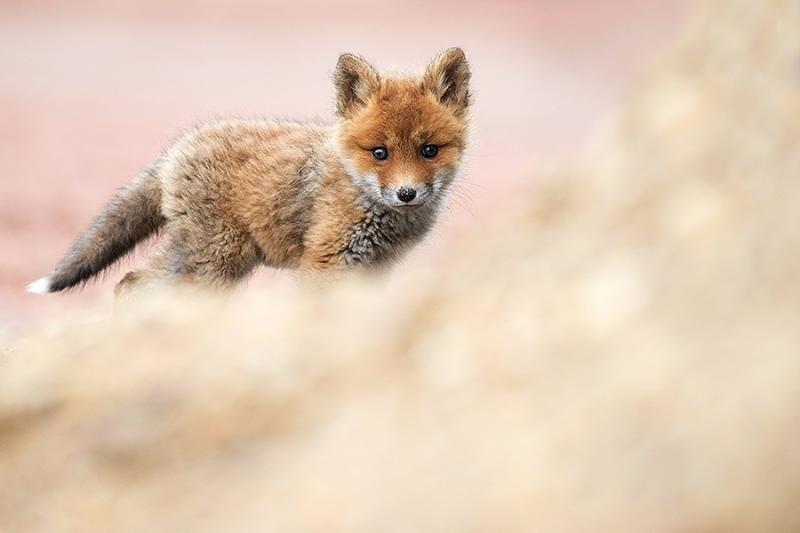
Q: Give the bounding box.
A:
[334,53,380,118]
[423,47,471,116]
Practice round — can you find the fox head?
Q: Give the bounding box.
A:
[333,48,471,210]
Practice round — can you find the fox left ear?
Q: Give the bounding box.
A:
[334,53,380,119]
[423,47,471,116]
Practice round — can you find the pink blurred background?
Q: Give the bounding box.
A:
[0,0,688,322]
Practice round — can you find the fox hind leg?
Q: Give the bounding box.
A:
[114,222,261,298]
[113,244,184,299]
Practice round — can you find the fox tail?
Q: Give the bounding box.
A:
[27,168,165,294]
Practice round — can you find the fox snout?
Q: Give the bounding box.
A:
[381,182,432,207]
[397,187,416,203]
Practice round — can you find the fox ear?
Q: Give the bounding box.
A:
[423,47,471,115]
[334,53,380,118]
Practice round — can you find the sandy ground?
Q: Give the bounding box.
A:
[0,0,688,322]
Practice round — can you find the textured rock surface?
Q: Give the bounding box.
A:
[2,1,800,531]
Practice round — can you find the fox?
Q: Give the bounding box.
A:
[26,48,471,296]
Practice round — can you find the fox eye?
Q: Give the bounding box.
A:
[372,147,389,161]
[421,144,439,159]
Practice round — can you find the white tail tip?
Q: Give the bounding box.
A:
[27,276,52,294]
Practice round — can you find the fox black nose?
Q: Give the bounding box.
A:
[397,187,417,203]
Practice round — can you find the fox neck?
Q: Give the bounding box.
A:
[338,202,438,267]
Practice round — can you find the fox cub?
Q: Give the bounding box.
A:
[28,48,471,295]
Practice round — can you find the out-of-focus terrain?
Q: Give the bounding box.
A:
[0,0,686,321]
[2,1,800,531]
